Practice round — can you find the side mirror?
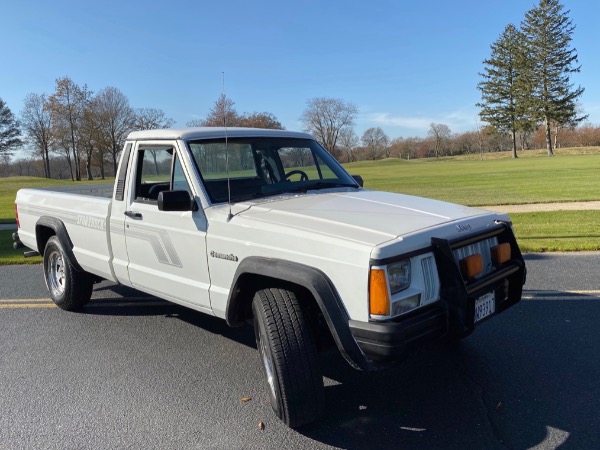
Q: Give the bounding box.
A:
[352,175,364,187]
[158,190,197,212]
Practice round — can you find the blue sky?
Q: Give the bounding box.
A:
[2,0,598,139]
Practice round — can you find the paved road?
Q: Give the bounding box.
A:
[1,254,599,449]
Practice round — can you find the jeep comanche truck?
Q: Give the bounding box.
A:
[14,127,526,427]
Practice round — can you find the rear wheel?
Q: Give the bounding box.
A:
[43,236,93,311]
[252,288,324,428]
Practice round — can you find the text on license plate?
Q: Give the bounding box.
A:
[475,292,495,323]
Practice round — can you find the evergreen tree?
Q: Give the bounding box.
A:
[521,0,585,156]
[477,24,530,158]
[0,98,23,156]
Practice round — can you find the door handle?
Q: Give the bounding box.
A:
[124,210,143,219]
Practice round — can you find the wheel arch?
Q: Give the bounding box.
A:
[36,216,84,272]
[225,257,371,370]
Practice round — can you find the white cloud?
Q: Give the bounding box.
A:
[365,105,483,136]
[368,113,432,130]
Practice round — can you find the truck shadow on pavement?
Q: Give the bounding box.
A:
[301,298,600,450]
[80,287,600,450]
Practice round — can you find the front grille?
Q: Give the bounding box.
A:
[452,236,499,278]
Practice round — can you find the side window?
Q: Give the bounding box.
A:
[172,155,193,195]
[134,146,193,203]
[134,147,173,202]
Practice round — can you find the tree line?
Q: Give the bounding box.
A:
[0,84,289,180]
[3,89,599,180]
[0,77,176,180]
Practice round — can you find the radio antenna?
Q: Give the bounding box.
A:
[223,72,233,222]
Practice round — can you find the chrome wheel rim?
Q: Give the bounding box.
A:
[47,250,66,297]
[258,328,277,401]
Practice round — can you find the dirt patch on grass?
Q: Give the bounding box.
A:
[484,201,600,213]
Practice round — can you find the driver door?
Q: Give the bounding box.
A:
[124,142,212,313]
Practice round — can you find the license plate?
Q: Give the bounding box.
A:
[475,292,495,323]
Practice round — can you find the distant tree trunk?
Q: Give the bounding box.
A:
[65,151,74,181]
[43,144,51,178]
[545,117,553,156]
[511,129,518,158]
[112,147,119,176]
[85,145,94,180]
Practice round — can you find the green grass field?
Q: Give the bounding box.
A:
[511,210,600,252]
[346,148,600,206]
[2,147,599,262]
[1,176,114,224]
[0,230,42,265]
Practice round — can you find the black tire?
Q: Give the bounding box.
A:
[252,288,324,428]
[43,236,93,311]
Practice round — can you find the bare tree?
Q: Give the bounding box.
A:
[95,87,134,176]
[300,97,358,159]
[361,127,389,160]
[428,123,451,158]
[0,153,12,176]
[199,94,239,127]
[337,127,359,162]
[188,95,284,130]
[80,95,106,180]
[132,108,175,130]
[48,77,92,180]
[288,148,311,167]
[21,93,53,178]
[132,108,174,175]
[238,112,284,129]
[53,125,75,179]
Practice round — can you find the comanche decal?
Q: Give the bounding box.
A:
[456,223,472,233]
[210,251,239,262]
[76,215,106,231]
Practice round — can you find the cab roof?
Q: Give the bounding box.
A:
[126,127,314,141]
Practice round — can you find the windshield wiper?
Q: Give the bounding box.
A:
[304,181,359,190]
[230,185,307,203]
[230,181,357,203]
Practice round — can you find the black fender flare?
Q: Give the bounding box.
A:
[225,257,372,370]
[36,216,84,272]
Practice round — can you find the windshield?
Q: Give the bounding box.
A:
[186,137,358,203]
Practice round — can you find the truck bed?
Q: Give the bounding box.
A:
[16,186,116,282]
[37,183,114,198]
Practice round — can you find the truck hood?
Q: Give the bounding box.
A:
[234,189,496,246]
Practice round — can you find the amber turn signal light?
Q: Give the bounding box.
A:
[492,243,511,265]
[460,253,483,280]
[369,268,390,316]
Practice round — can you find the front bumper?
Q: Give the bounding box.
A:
[349,223,526,367]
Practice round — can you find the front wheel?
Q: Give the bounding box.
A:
[43,236,93,311]
[252,288,324,428]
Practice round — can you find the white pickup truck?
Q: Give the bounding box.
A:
[14,127,526,427]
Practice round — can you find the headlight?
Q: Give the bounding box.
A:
[387,259,411,294]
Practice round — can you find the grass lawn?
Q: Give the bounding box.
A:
[1,176,114,224]
[0,230,42,265]
[345,148,600,206]
[511,210,600,253]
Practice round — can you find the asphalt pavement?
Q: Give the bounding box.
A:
[0,254,599,449]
